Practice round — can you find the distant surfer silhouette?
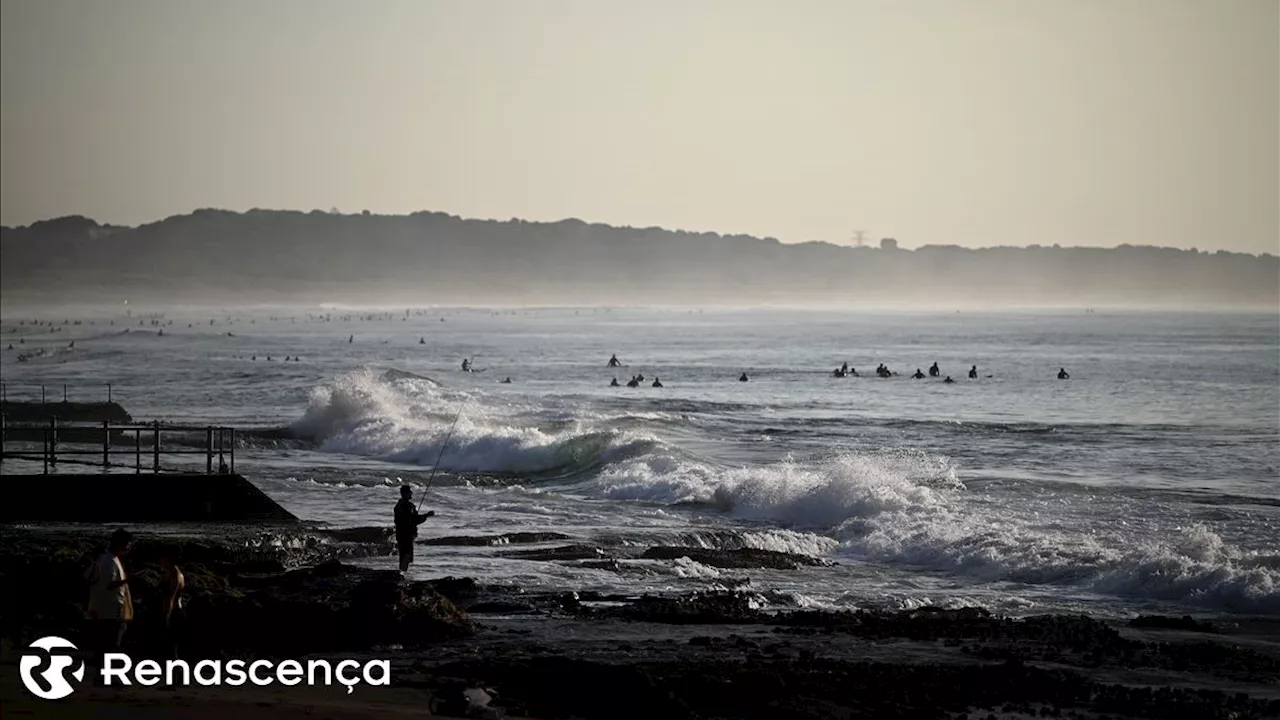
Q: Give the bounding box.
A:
[739,373,749,382]
[652,377,663,388]
[969,365,978,379]
[912,369,925,379]
[944,376,955,383]
[1058,368,1070,379]
[608,354,621,368]
[610,378,620,387]
[929,362,940,377]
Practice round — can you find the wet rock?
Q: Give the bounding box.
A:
[318,526,395,544]
[642,546,830,570]
[467,602,537,615]
[423,532,573,546]
[1128,615,1218,633]
[0,528,472,655]
[507,544,609,561]
[610,591,764,624]
[427,576,481,605]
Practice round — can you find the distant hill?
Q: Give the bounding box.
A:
[2,209,1276,307]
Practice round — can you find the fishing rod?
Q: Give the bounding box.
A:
[418,397,468,511]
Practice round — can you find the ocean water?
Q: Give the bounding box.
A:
[2,307,1277,618]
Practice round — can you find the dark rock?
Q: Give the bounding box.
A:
[427,576,481,605]
[423,532,573,546]
[641,546,830,570]
[467,602,537,615]
[319,526,395,544]
[507,544,609,561]
[1128,615,1218,633]
[612,591,764,624]
[0,528,472,655]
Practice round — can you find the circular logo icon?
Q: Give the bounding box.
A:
[19,636,85,700]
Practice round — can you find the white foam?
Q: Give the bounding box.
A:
[591,446,1279,613]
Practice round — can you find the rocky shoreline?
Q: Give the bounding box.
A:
[1,526,1277,719]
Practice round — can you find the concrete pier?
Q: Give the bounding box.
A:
[0,473,298,523]
[0,400,132,424]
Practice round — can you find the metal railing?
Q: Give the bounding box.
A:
[0,382,115,404]
[0,419,235,475]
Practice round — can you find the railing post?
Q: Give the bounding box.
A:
[49,416,57,471]
[217,427,226,473]
[42,427,49,474]
[103,420,110,471]
[42,385,46,404]
[206,426,213,474]
[135,428,141,474]
[107,384,112,404]
[153,420,160,473]
[230,428,235,474]
[63,384,68,403]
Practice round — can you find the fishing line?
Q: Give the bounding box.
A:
[418,397,468,511]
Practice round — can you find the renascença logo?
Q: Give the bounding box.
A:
[18,636,391,699]
[20,636,85,700]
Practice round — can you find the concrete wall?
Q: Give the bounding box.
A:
[0,473,298,523]
[0,401,133,423]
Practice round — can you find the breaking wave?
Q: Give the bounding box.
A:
[285,370,1279,614]
[291,369,662,477]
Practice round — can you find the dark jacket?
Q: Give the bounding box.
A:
[394,499,428,542]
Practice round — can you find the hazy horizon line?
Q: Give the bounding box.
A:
[3,206,1275,257]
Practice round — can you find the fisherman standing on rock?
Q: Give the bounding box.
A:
[394,485,433,573]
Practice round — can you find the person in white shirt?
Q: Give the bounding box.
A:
[84,529,134,659]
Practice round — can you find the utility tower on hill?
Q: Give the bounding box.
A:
[851,230,868,247]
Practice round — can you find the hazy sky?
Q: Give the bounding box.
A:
[2,1,1276,252]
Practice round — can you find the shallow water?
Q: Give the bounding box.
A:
[2,306,1277,618]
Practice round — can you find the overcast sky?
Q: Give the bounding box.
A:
[2,0,1276,252]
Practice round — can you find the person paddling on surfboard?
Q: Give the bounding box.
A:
[394,486,433,573]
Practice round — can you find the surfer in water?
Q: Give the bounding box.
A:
[461,358,472,372]
[500,377,512,384]
[912,369,926,379]
[608,354,621,368]
[969,365,978,379]
[610,378,620,387]
[652,377,663,387]
[626,376,640,388]
[394,486,434,573]
[1058,368,1070,379]
[929,362,940,377]
[944,376,955,383]
[739,373,749,382]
